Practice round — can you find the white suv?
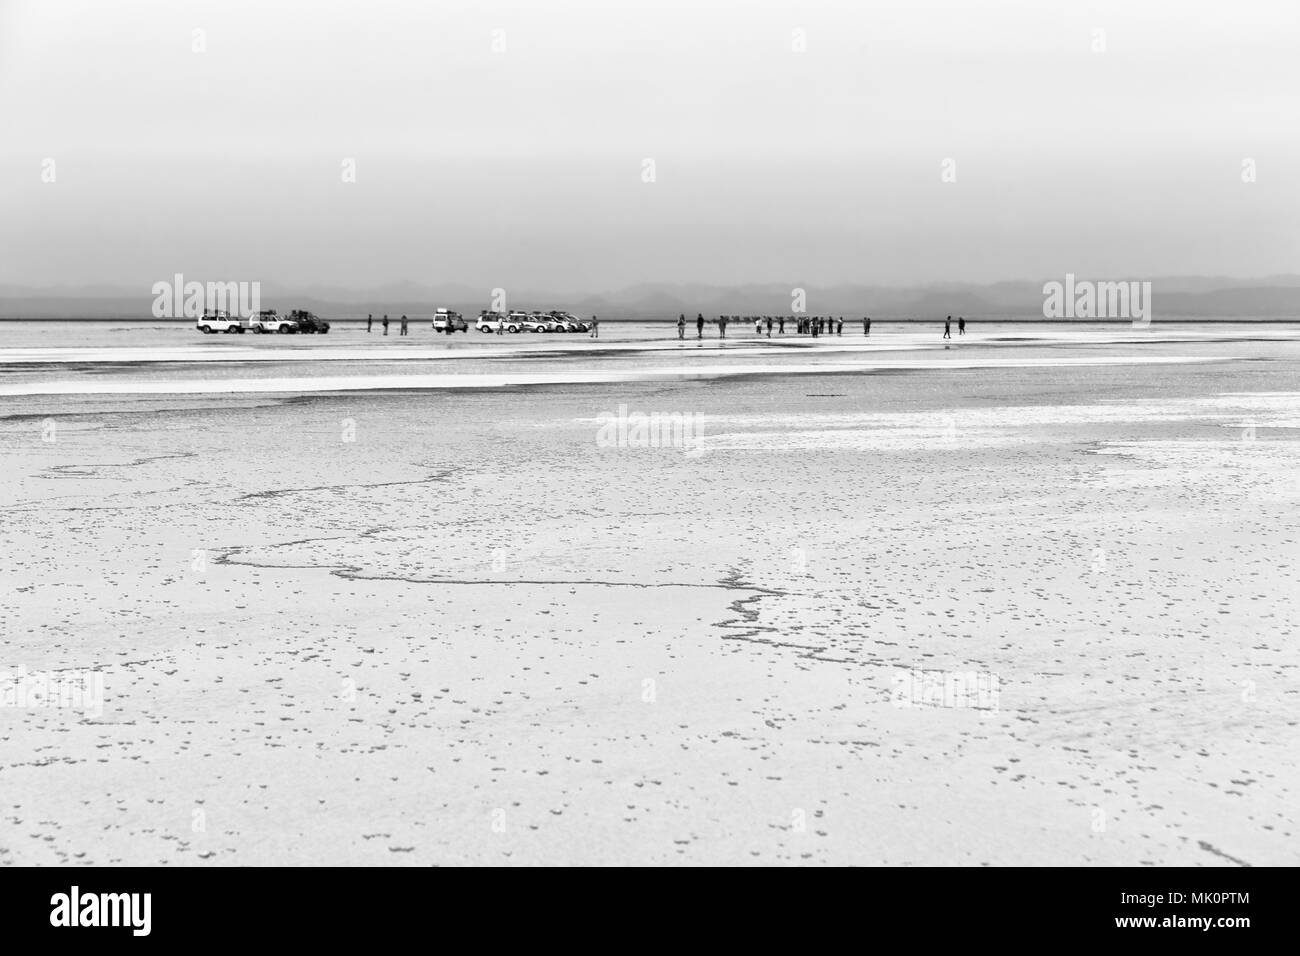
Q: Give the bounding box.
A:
[550,311,586,332]
[250,310,298,334]
[196,311,244,334]
[476,312,521,333]
[520,312,559,332]
[433,309,467,332]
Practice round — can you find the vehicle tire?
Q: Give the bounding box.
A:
[199,325,211,334]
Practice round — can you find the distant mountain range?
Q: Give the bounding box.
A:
[2,276,1298,321]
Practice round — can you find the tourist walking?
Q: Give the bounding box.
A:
[496,316,504,335]
[958,316,966,335]
[766,316,773,337]
[943,316,952,339]
[863,316,870,336]
[778,315,785,334]
[836,317,843,335]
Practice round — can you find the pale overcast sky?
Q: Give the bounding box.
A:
[1,0,1297,291]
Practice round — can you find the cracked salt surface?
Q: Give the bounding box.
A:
[1,325,1296,865]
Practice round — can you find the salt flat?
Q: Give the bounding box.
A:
[1,322,1297,865]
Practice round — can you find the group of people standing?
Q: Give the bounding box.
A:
[365,313,410,335]
[674,313,968,339]
[675,314,877,339]
[789,315,850,336]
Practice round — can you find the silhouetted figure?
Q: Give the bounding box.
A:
[400,314,408,336]
[367,313,373,333]
[718,315,727,338]
[836,317,843,335]
[778,315,785,334]
[766,316,773,338]
[677,314,686,339]
[382,314,389,335]
[958,316,966,335]
[696,313,705,338]
[590,315,599,338]
[943,316,952,339]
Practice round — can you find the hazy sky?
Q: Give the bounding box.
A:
[2,0,1298,292]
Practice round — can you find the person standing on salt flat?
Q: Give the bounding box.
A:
[677,314,686,339]
[367,313,373,333]
[943,316,952,339]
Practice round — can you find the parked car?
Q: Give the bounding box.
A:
[535,311,570,331]
[433,309,467,332]
[250,310,298,334]
[195,310,244,334]
[549,311,587,332]
[519,312,559,332]
[288,309,330,334]
[476,312,521,333]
